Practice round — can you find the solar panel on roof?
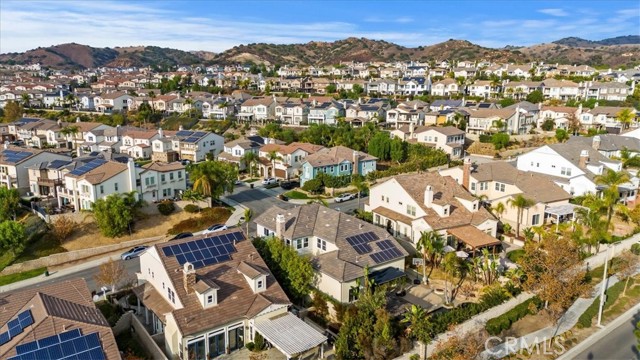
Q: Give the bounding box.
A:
[68,159,106,176]
[0,310,34,346]
[194,131,207,137]
[162,231,245,269]
[10,330,106,360]
[183,136,200,143]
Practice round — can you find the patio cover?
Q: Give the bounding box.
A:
[370,267,406,284]
[545,203,582,217]
[255,313,327,359]
[447,225,500,249]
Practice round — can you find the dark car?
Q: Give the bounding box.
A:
[278,194,289,201]
[280,181,299,190]
[170,232,193,241]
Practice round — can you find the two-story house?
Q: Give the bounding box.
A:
[238,96,277,122]
[138,162,187,202]
[441,160,573,231]
[254,204,408,303]
[385,100,429,127]
[431,79,460,97]
[26,158,72,200]
[0,146,70,194]
[300,146,377,185]
[172,130,224,162]
[275,101,309,125]
[583,82,631,101]
[541,79,580,100]
[365,172,499,254]
[258,142,325,179]
[308,100,345,125]
[94,91,133,112]
[217,136,266,170]
[133,228,326,360]
[390,125,466,158]
[120,129,160,159]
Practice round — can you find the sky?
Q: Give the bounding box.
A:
[1,0,639,54]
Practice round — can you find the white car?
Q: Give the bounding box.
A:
[262,178,278,185]
[334,193,356,203]
[203,224,228,234]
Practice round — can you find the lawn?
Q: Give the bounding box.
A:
[285,190,310,200]
[0,267,47,286]
[506,249,525,263]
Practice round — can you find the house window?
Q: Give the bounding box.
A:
[263,227,270,236]
[257,280,263,289]
[494,183,505,192]
[100,185,104,194]
[471,182,476,191]
[480,182,488,190]
[170,172,174,180]
[206,294,214,304]
[532,214,540,225]
[145,177,155,186]
[114,183,119,191]
[406,204,416,216]
[317,238,327,251]
[178,171,182,179]
[561,167,572,176]
[444,207,448,215]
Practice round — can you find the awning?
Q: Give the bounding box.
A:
[369,267,405,284]
[545,203,583,217]
[255,313,327,358]
[447,225,500,249]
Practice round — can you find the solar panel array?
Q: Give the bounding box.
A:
[183,137,200,143]
[370,239,404,264]
[48,160,71,169]
[345,231,379,255]
[0,310,34,346]
[176,130,194,137]
[68,159,107,176]
[8,329,106,360]
[1,150,33,164]
[162,231,245,269]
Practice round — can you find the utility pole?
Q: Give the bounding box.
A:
[596,244,614,327]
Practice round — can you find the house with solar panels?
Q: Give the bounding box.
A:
[171,129,223,162]
[133,228,327,360]
[254,204,408,303]
[119,129,160,159]
[0,278,120,360]
[0,145,70,194]
[26,158,73,199]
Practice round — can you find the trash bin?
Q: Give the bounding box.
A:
[250,184,254,189]
[44,270,49,277]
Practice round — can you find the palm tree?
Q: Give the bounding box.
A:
[184,97,194,119]
[507,194,535,238]
[532,225,546,241]
[401,305,431,360]
[241,151,258,178]
[442,252,461,304]
[616,108,635,129]
[20,93,31,109]
[266,150,282,178]
[595,169,630,230]
[181,189,204,206]
[190,161,238,207]
[416,231,444,284]
[60,125,79,149]
[523,227,534,241]
[492,202,505,220]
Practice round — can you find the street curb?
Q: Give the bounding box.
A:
[556,302,640,360]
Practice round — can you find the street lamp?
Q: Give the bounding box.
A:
[596,242,618,327]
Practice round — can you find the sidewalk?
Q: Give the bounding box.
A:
[221,196,249,227]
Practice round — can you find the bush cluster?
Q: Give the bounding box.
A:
[167,207,230,235]
[631,243,640,255]
[577,279,627,328]
[157,201,176,216]
[183,204,200,213]
[485,297,542,335]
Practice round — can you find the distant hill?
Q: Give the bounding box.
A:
[1,36,638,69]
[553,35,640,47]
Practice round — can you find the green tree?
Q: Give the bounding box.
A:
[526,90,544,104]
[594,169,630,231]
[266,150,282,178]
[243,208,252,235]
[0,220,26,254]
[350,174,368,210]
[20,93,31,109]
[367,132,391,160]
[60,125,80,149]
[3,101,23,122]
[92,192,141,237]
[181,189,204,205]
[325,84,337,94]
[241,151,258,178]
[390,137,408,163]
[190,160,238,207]
[616,108,635,129]
[555,128,570,142]
[507,194,535,238]
[541,118,555,131]
[0,187,20,221]
[352,84,364,95]
[492,202,505,220]
[491,133,510,150]
[401,305,432,360]
[416,231,445,284]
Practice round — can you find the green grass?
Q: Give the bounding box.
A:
[285,190,310,200]
[506,249,525,264]
[134,159,152,166]
[0,252,16,272]
[0,267,47,286]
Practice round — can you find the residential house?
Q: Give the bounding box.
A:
[60,159,134,210]
[441,160,573,231]
[467,80,497,98]
[364,172,499,254]
[133,228,326,359]
[541,79,580,100]
[429,99,464,111]
[308,100,345,125]
[583,82,631,101]
[258,142,324,179]
[539,105,581,129]
[502,81,542,99]
[516,142,633,198]
[580,106,638,131]
[385,100,429,127]
[391,125,465,159]
[254,204,408,303]
[172,130,224,162]
[466,108,533,135]
[26,157,72,199]
[275,101,309,125]
[431,79,460,97]
[151,137,179,163]
[569,134,640,160]
[238,96,277,122]
[300,146,377,185]
[0,279,120,360]
[218,136,266,170]
[202,97,235,119]
[94,91,133,112]
[120,129,160,159]
[0,146,70,193]
[138,161,187,202]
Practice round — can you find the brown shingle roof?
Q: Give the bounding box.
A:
[142,161,185,172]
[70,161,127,185]
[448,225,501,249]
[305,146,376,167]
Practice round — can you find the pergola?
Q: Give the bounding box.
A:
[545,203,584,224]
[254,313,327,360]
[447,225,501,257]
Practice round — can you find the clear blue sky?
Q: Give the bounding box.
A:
[1,0,638,53]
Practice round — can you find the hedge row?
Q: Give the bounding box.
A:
[577,278,628,328]
[485,296,543,335]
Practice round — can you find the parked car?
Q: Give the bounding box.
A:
[278,194,289,201]
[121,246,148,260]
[170,232,193,241]
[203,224,228,234]
[334,193,356,203]
[280,180,299,190]
[262,177,278,185]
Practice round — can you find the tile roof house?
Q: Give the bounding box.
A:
[441,160,573,230]
[217,136,267,170]
[300,146,377,185]
[134,228,326,360]
[0,278,119,360]
[254,204,408,303]
[365,172,499,253]
[390,124,465,158]
[0,145,70,194]
[258,142,325,179]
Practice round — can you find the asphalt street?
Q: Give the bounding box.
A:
[573,310,640,360]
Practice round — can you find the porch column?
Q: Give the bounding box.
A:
[320,343,324,358]
[137,297,141,315]
[145,307,149,325]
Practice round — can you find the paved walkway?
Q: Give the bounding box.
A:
[221,196,249,227]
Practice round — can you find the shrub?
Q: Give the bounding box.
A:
[302,178,324,194]
[410,355,420,360]
[479,134,492,143]
[245,342,255,352]
[184,204,200,213]
[485,297,542,335]
[491,133,510,150]
[157,201,176,216]
[167,207,231,235]
[631,243,640,255]
[253,332,265,351]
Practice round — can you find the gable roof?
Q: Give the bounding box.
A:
[304,146,376,167]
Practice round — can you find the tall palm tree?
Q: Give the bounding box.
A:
[416,231,444,284]
[442,252,461,304]
[244,208,252,235]
[60,125,79,149]
[401,305,431,360]
[492,202,505,220]
[616,108,635,129]
[595,168,630,230]
[507,194,535,238]
[20,93,31,109]
[241,151,258,178]
[190,161,238,207]
[266,150,282,178]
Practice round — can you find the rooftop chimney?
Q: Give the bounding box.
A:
[424,185,433,208]
[183,262,196,294]
[579,150,589,169]
[592,136,601,151]
[275,214,285,239]
[462,158,471,190]
[352,151,360,175]
[409,122,415,138]
[158,127,164,138]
